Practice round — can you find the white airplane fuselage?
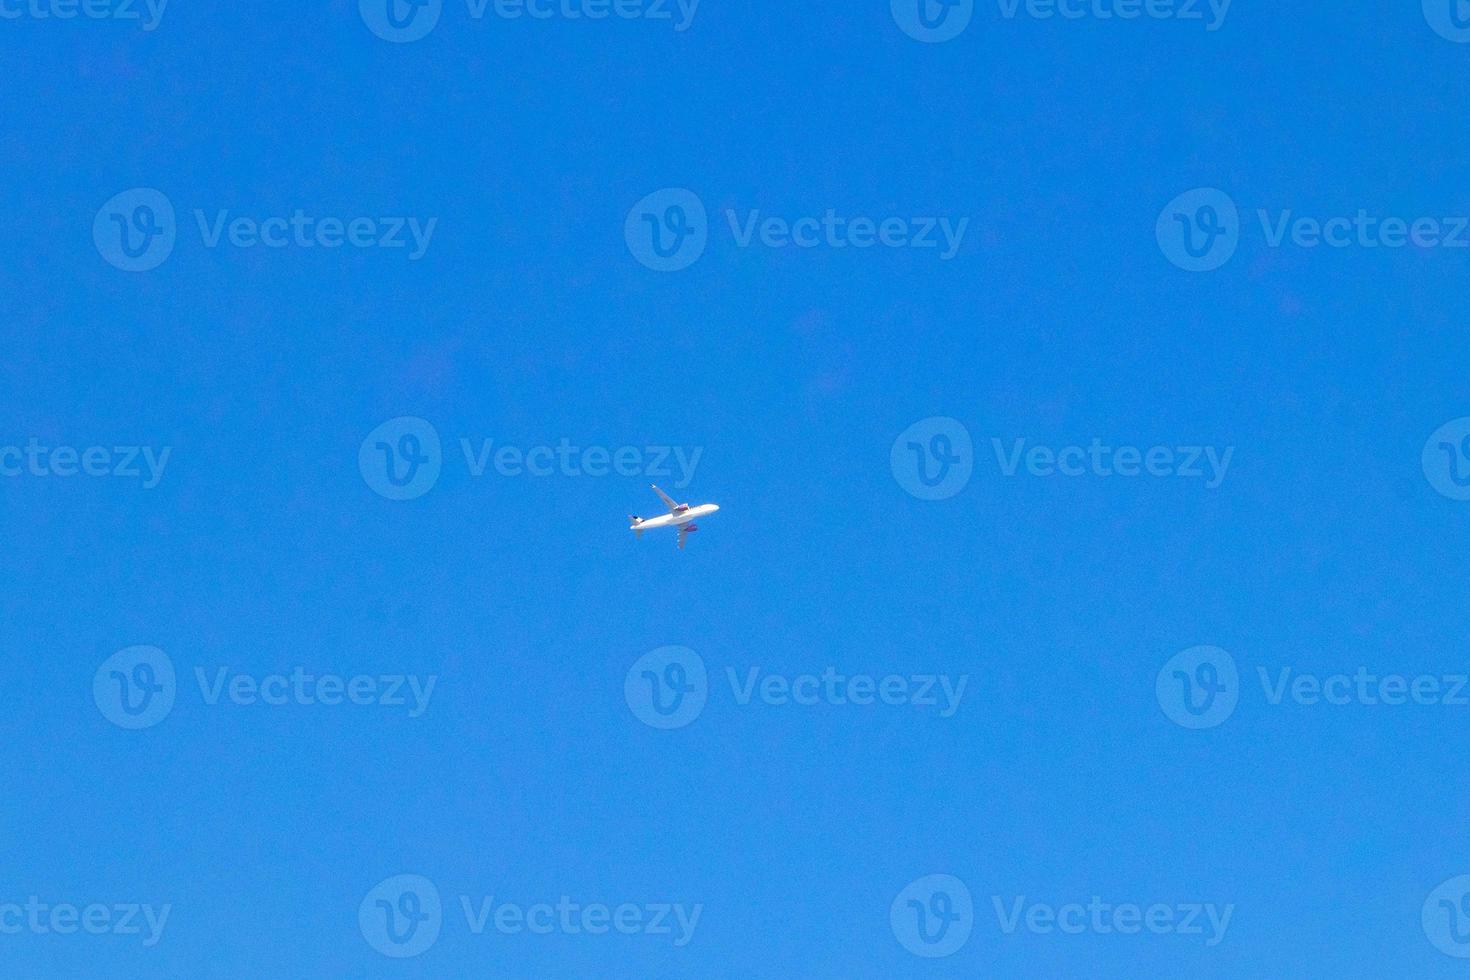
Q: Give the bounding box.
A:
[633,503,719,530]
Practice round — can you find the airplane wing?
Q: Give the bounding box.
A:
[678,525,693,550]
[652,484,680,513]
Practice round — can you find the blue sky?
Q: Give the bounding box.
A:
[4,1,1470,976]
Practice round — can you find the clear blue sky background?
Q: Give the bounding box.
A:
[3,2,1470,976]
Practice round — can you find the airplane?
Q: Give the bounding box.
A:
[629,485,721,550]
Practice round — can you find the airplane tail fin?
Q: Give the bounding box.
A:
[629,516,643,539]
